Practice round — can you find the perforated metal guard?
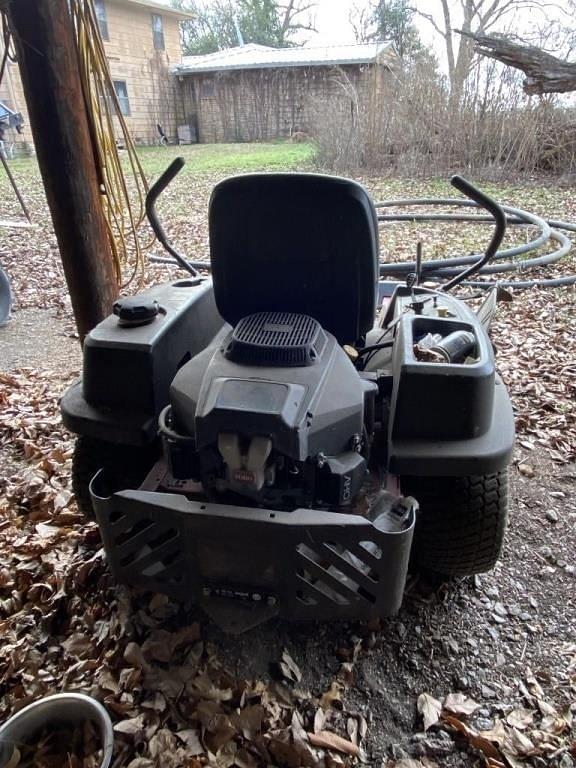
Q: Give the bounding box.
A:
[225,312,327,367]
[90,473,415,628]
[103,510,186,592]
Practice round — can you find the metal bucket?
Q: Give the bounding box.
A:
[0,693,114,768]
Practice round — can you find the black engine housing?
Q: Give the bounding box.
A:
[165,312,377,509]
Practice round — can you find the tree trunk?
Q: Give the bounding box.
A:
[7,0,118,341]
[458,29,576,94]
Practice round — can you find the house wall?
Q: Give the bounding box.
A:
[180,64,389,144]
[0,0,186,154]
[103,0,184,144]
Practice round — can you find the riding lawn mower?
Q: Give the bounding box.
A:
[61,161,514,633]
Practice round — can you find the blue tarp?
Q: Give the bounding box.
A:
[0,100,23,130]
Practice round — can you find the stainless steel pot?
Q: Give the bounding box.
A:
[0,693,114,768]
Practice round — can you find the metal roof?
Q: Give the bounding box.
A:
[117,0,195,20]
[173,41,394,75]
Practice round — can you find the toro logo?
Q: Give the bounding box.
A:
[234,469,256,484]
[342,474,352,502]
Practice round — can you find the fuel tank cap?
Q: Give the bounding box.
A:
[113,296,159,327]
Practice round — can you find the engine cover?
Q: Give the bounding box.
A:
[172,315,371,461]
[168,314,376,506]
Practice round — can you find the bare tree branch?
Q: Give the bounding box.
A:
[458,28,576,93]
[410,8,447,39]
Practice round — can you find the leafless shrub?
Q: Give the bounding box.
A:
[310,58,576,177]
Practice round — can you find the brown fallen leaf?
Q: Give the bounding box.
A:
[234,747,258,768]
[267,730,315,768]
[506,708,534,730]
[232,704,265,740]
[175,729,204,755]
[525,667,545,698]
[442,714,503,762]
[504,726,536,757]
[347,715,358,745]
[114,715,146,736]
[518,463,535,477]
[61,632,93,659]
[203,712,237,752]
[536,698,558,717]
[417,692,442,731]
[313,707,325,733]
[479,719,512,747]
[443,692,480,716]
[540,713,569,735]
[124,642,147,669]
[320,680,343,710]
[307,730,360,757]
[279,650,302,683]
[325,754,347,768]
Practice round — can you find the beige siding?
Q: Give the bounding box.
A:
[103,0,184,143]
[0,0,187,153]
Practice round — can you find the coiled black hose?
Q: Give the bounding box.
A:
[149,192,576,289]
[375,198,576,288]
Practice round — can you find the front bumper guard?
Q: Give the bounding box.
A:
[90,472,415,633]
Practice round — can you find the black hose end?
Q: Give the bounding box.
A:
[450,175,473,197]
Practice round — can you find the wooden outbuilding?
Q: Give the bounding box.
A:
[173,42,395,144]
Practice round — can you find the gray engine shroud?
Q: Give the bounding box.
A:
[170,323,377,463]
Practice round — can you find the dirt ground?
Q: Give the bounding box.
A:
[0,149,575,767]
[0,308,81,373]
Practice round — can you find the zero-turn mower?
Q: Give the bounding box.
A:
[61,161,514,632]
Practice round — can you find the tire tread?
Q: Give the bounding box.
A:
[402,471,508,576]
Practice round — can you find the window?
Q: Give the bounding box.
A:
[151,13,165,50]
[113,81,131,116]
[94,0,109,41]
[200,80,215,98]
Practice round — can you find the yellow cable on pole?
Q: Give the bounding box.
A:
[69,0,151,288]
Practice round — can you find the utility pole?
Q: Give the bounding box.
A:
[7,0,118,341]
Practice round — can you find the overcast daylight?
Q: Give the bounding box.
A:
[0,0,575,766]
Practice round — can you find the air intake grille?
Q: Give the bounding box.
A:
[225,312,327,367]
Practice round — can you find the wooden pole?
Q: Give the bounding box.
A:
[7,0,118,341]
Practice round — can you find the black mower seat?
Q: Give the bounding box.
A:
[209,173,379,345]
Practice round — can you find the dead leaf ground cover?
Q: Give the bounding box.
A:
[0,145,575,767]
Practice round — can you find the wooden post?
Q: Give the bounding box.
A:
[7,0,118,341]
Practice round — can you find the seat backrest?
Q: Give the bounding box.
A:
[209,173,379,345]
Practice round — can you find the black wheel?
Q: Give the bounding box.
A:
[401,471,509,577]
[72,436,159,519]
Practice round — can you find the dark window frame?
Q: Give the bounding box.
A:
[151,13,165,50]
[113,80,131,117]
[200,80,215,98]
[94,0,109,41]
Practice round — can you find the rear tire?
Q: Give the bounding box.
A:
[72,436,158,520]
[401,471,509,577]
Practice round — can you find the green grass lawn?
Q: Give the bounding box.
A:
[137,141,316,175]
[5,140,316,183]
